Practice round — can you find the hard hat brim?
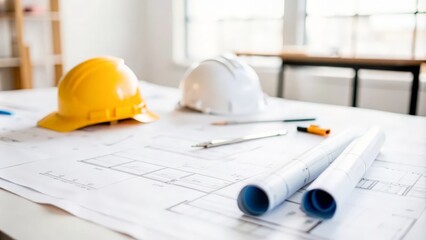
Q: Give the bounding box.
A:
[38,110,159,132]
[37,112,89,132]
[132,110,159,123]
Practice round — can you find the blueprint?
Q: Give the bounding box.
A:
[238,129,358,216]
[302,127,385,219]
[0,82,425,239]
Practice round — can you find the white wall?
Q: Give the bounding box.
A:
[61,0,145,77]
[140,0,186,87]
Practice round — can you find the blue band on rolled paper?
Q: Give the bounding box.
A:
[237,185,269,216]
[301,189,336,219]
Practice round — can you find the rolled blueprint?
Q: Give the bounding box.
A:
[301,127,385,219]
[237,129,358,216]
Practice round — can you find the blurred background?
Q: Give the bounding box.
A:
[0,0,425,115]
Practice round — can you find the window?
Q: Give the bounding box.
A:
[305,0,426,58]
[183,0,285,61]
[183,0,426,61]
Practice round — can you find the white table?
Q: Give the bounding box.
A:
[0,82,425,240]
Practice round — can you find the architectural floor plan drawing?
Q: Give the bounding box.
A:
[356,160,426,198]
[0,82,425,239]
[1,127,425,240]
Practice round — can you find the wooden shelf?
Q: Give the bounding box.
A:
[0,57,19,68]
[33,54,62,66]
[0,11,60,21]
[0,54,62,68]
[0,0,63,89]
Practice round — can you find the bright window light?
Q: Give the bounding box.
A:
[184,0,285,61]
[305,0,426,58]
[183,0,426,61]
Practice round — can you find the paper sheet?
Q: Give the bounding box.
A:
[301,127,385,218]
[0,130,320,239]
[0,143,49,168]
[0,178,170,240]
[0,81,425,240]
[237,129,358,216]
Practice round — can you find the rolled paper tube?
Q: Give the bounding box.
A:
[301,127,385,219]
[237,129,359,216]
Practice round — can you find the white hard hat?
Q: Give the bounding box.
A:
[179,54,268,115]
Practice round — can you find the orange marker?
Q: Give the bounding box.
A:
[297,125,330,136]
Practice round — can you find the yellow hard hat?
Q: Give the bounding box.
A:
[38,57,159,132]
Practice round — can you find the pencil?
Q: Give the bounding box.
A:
[212,118,316,126]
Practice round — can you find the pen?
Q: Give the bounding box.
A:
[0,109,12,115]
[212,118,316,126]
[192,129,288,148]
[297,125,330,136]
